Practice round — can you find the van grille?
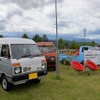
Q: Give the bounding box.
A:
[23,67,31,72]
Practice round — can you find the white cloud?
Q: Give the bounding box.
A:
[0,0,100,40]
[57,0,100,34]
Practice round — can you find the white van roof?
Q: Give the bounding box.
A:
[0,38,36,44]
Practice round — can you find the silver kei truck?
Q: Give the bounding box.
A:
[0,38,47,91]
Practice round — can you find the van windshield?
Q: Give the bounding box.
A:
[11,44,42,59]
[39,45,55,52]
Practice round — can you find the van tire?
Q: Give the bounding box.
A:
[1,76,11,91]
[62,59,67,65]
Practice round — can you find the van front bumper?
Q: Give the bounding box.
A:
[10,70,47,85]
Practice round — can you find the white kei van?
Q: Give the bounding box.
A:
[0,38,47,91]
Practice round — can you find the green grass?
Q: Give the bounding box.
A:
[0,64,100,100]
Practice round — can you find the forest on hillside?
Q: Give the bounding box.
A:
[0,33,99,49]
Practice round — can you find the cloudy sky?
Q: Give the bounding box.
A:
[0,0,100,40]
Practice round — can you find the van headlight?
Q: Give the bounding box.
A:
[51,57,54,61]
[42,63,47,69]
[14,67,21,74]
[41,60,47,69]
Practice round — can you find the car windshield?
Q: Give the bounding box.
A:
[39,45,55,52]
[11,44,42,59]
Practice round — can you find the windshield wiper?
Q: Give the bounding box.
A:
[35,53,43,57]
[30,53,43,58]
[17,54,43,60]
[17,54,31,60]
[22,54,32,57]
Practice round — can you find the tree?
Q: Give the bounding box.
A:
[0,35,3,38]
[32,34,42,42]
[69,40,79,49]
[64,40,69,49]
[90,41,96,47]
[22,33,28,38]
[81,42,87,46]
[42,34,49,42]
[58,38,64,49]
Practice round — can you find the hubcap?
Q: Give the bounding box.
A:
[63,60,66,65]
[2,78,7,89]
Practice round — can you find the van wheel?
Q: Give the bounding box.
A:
[53,67,56,71]
[62,59,67,65]
[2,76,11,91]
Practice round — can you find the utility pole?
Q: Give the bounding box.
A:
[55,0,60,78]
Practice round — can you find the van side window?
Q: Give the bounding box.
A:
[1,45,10,58]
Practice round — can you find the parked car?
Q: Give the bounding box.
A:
[60,46,94,65]
[37,42,56,71]
[0,38,47,91]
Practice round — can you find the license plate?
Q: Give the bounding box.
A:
[29,73,37,80]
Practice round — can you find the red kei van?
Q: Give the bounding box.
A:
[37,42,56,71]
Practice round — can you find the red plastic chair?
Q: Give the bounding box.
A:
[85,60,99,71]
[71,60,85,72]
[75,49,79,56]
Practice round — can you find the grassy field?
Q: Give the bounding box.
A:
[0,64,100,100]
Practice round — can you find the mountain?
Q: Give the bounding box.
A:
[1,32,100,44]
[47,34,100,44]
